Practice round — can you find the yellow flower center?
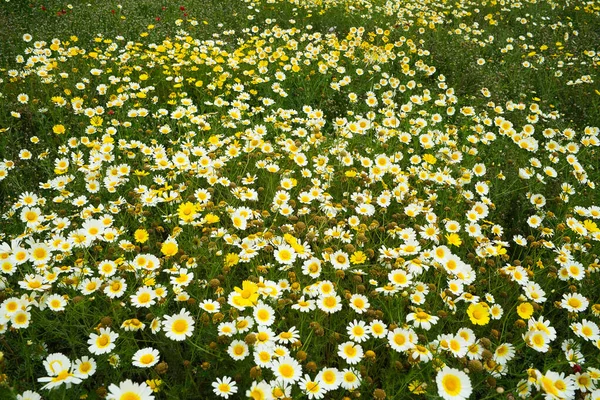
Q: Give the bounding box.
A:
[172,319,188,334]
[442,374,461,396]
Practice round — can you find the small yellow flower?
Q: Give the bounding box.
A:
[53,124,66,135]
[134,229,149,244]
[204,214,220,224]
[422,154,437,164]
[146,379,163,393]
[467,302,490,326]
[90,116,103,127]
[517,302,534,319]
[408,380,427,395]
[445,233,462,247]
[583,220,599,233]
[350,251,367,265]
[161,240,178,257]
[224,253,239,267]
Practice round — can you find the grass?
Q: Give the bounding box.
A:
[0,0,599,399]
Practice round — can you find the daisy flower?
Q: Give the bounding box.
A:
[299,374,326,399]
[561,292,589,313]
[253,301,276,326]
[106,379,155,400]
[317,368,341,391]
[17,390,42,400]
[291,297,315,313]
[524,330,550,352]
[388,327,416,352]
[571,319,600,342]
[104,278,127,299]
[212,376,238,399]
[132,347,160,368]
[340,368,361,390]
[162,309,195,341]
[255,327,277,345]
[38,353,81,390]
[217,322,237,337]
[467,302,490,326]
[436,367,472,400]
[348,293,370,314]
[246,381,272,400]
[227,340,249,361]
[347,320,370,343]
[73,356,96,378]
[337,341,364,365]
[270,356,303,384]
[274,244,297,266]
[302,257,322,278]
[130,286,156,308]
[368,319,388,339]
[493,343,515,365]
[406,310,439,331]
[317,294,343,314]
[330,250,350,270]
[11,309,31,329]
[199,299,221,313]
[254,343,274,367]
[269,379,292,399]
[538,371,576,400]
[277,327,300,344]
[88,327,118,355]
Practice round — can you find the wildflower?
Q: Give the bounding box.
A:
[253,301,276,326]
[11,309,31,329]
[106,380,155,400]
[231,280,259,308]
[340,368,361,390]
[538,371,576,400]
[350,251,367,264]
[212,376,238,399]
[130,286,157,308]
[406,310,439,330]
[246,381,273,400]
[347,320,370,343]
[45,294,67,311]
[52,125,66,135]
[317,368,341,391]
[446,233,462,247]
[317,294,343,314]
[517,302,534,319]
[467,302,490,325]
[160,239,178,257]
[493,343,515,365]
[134,228,149,243]
[274,244,297,266]
[17,391,42,400]
[368,320,388,338]
[524,330,550,352]
[228,340,249,361]
[132,348,160,368]
[330,250,350,270]
[571,319,600,342]
[408,380,427,395]
[436,367,473,400]
[561,293,589,313]
[162,309,195,341]
[348,294,370,314]
[73,356,96,378]
[299,374,326,399]
[270,356,303,384]
[88,327,118,355]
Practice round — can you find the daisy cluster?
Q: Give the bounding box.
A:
[0,0,599,399]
